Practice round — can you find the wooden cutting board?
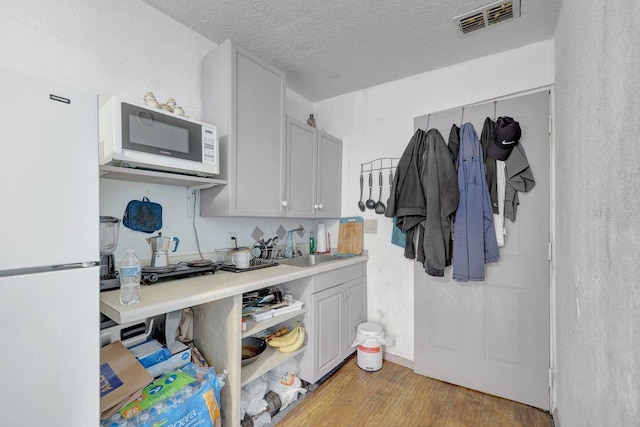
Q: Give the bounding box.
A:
[336,217,364,256]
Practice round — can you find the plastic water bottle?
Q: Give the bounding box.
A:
[119,250,141,305]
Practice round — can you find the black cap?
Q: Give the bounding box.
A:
[488,116,521,160]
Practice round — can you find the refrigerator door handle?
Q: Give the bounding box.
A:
[53,261,99,269]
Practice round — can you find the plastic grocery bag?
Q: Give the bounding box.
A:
[351,329,395,348]
[241,375,268,418]
[266,359,307,410]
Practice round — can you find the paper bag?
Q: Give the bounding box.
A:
[100,341,153,419]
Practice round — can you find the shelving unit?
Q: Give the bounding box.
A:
[241,345,307,386]
[242,306,308,338]
[241,303,308,387]
[99,164,227,189]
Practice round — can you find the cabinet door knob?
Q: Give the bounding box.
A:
[313,204,319,210]
[282,201,288,207]
[318,203,324,210]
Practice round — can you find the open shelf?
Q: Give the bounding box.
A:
[241,345,307,386]
[242,306,308,339]
[99,165,227,189]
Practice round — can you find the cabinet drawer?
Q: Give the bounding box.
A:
[311,263,367,294]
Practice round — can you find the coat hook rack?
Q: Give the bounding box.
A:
[360,157,400,174]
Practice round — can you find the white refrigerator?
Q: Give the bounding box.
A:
[0,66,99,425]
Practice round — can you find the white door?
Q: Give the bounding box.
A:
[0,65,98,270]
[0,267,99,426]
[413,91,550,410]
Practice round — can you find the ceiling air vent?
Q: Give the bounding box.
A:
[459,12,486,34]
[453,0,521,36]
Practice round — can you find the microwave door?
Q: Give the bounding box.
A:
[122,102,203,163]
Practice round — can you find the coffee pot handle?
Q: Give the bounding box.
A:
[172,237,180,252]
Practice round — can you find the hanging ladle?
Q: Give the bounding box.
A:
[375,170,386,214]
[358,172,365,212]
[365,170,376,210]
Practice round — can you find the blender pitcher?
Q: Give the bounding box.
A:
[99,216,120,277]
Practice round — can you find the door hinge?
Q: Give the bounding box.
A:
[548,115,553,135]
[548,242,552,261]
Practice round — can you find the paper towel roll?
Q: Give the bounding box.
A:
[316,223,327,253]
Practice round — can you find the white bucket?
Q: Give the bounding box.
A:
[355,322,384,372]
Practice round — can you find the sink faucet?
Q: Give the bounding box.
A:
[285,226,304,258]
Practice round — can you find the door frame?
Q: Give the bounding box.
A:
[549,86,557,413]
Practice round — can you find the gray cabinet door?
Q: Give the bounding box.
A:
[316,131,343,218]
[232,49,285,216]
[285,116,316,218]
[200,40,285,217]
[343,277,367,357]
[312,285,344,381]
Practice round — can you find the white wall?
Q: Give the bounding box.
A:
[314,40,555,361]
[0,0,317,263]
[554,1,640,425]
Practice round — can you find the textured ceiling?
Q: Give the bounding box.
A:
[142,0,560,102]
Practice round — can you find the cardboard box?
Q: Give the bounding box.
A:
[146,341,192,378]
[129,339,171,368]
[100,341,154,419]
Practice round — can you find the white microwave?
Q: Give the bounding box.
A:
[99,97,219,176]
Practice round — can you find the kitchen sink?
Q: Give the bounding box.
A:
[277,254,342,267]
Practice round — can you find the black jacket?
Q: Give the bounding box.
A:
[386,129,459,276]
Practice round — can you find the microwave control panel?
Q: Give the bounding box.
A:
[202,125,219,174]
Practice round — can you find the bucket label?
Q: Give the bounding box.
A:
[358,345,381,353]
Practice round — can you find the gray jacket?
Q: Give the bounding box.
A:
[504,143,535,221]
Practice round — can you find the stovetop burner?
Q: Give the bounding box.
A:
[187,259,214,267]
[142,262,222,284]
[141,264,178,274]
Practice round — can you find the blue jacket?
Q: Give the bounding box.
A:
[452,123,500,281]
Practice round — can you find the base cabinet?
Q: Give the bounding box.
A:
[312,285,344,379]
[300,263,367,384]
[100,260,367,427]
[343,277,367,358]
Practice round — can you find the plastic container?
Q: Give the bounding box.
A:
[355,322,384,371]
[119,250,141,305]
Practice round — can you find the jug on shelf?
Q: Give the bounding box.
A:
[146,232,180,267]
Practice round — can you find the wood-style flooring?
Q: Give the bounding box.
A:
[277,357,552,427]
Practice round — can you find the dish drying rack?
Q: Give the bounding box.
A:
[216,245,280,273]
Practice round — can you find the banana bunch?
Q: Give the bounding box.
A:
[267,322,305,353]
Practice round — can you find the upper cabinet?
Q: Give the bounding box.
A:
[315,130,342,218]
[200,40,286,217]
[285,117,342,218]
[199,40,342,218]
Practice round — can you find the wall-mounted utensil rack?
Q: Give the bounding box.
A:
[357,157,400,214]
[360,157,400,173]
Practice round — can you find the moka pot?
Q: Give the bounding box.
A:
[146,232,180,267]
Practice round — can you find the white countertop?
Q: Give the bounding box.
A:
[100,255,368,324]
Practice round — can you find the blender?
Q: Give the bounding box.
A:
[100,216,121,290]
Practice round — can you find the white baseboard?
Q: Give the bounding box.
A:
[383,351,414,370]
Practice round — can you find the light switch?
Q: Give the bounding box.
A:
[364,219,378,234]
